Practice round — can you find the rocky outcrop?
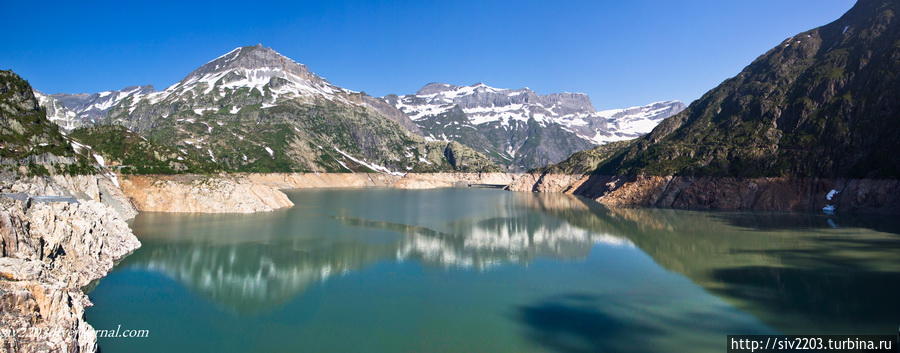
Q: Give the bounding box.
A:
[0,198,140,353]
[511,173,900,214]
[4,174,137,219]
[508,173,588,193]
[120,175,294,213]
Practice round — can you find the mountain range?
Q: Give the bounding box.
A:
[33,45,500,174]
[384,83,683,170]
[33,44,682,173]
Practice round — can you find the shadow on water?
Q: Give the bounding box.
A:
[515,293,769,353]
[710,266,900,331]
[518,193,900,334]
[709,211,900,235]
[516,295,663,353]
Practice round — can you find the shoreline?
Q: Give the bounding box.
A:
[510,173,900,214]
[114,172,900,214]
[118,172,524,213]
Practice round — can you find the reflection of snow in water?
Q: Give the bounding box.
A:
[396,221,632,269]
[140,249,340,307]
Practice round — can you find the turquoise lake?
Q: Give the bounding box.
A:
[86,188,900,352]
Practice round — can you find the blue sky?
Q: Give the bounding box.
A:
[2,0,854,108]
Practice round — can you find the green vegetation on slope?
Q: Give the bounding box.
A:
[69,125,218,174]
[0,70,96,175]
[536,140,634,174]
[94,98,500,174]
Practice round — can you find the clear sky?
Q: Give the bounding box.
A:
[1,0,855,108]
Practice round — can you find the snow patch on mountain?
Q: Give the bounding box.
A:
[387,82,685,145]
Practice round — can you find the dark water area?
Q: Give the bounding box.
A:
[87,188,900,352]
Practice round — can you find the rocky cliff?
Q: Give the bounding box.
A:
[0,198,140,353]
[1,68,143,352]
[3,174,138,219]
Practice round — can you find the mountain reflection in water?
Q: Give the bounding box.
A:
[118,190,632,314]
[93,188,900,352]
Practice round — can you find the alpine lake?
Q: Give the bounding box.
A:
[86,188,900,352]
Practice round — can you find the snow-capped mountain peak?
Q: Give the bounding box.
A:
[36,44,368,129]
[155,44,349,106]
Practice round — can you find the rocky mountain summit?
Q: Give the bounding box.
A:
[384,82,684,171]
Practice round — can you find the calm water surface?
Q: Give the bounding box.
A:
[86,188,900,353]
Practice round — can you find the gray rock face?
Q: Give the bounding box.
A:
[33,91,80,130]
[184,44,322,85]
[3,174,139,220]
[386,82,685,171]
[0,197,140,353]
[1,70,98,174]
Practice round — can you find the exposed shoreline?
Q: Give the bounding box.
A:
[510,173,900,214]
[116,172,900,214]
[119,173,523,213]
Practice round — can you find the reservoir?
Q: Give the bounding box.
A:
[86,188,900,352]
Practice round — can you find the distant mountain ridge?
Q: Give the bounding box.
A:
[35,45,499,174]
[383,82,684,171]
[33,44,683,173]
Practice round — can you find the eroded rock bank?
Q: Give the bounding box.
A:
[120,173,521,213]
[245,172,517,189]
[120,175,295,214]
[510,173,900,214]
[0,197,140,352]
